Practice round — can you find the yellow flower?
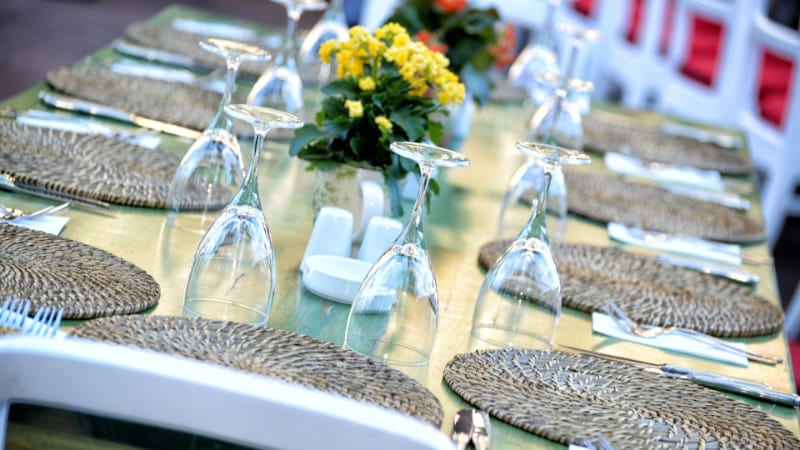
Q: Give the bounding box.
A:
[319,40,337,64]
[374,115,392,133]
[358,76,376,91]
[345,99,363,118]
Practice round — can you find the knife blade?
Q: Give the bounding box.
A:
[39,91,202,140]
[660,121,743,149]
[656,254,760,285]
[557,344,800,407]
[0,172,113,215]
[112,39,212,72]
[471,409,491,450]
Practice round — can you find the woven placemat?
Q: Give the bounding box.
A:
[0,121,227,209]
[522,170,766,244]
[0,223,159,319]
[45,66,250,136]
[124,22,270,79]
[583,112,752,175]
[478,241,783,337]
[444,349,799,449]
[71,315,444,427]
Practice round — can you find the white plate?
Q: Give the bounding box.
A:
[301,255,372,304]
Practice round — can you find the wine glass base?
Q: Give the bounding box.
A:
[470,324,552,350]
[344,336,429,366]
[166,211,219,236]
[183,297,268,325]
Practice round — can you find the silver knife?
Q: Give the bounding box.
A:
[656,254,760,285]
[39,91,202,140]
[112,39,212,72]
[660,121,743,149]
[558,344,800,407]
[0,172,113,215]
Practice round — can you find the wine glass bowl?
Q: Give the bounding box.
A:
[298,0,348,86]
[474,142,589,350]
[247,0,327,139]
[344,141,469,368]
[167,38,271,235]
[181,103,303,325]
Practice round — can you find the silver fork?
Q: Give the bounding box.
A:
[0,202,70,221]
[602,299,783,365]
[0,297,31,331]
[23,306,63,338]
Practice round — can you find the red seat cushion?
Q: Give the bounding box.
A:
[625,0,644,44]
[757,50,794,127]
[572,0,596,17]
[679,15,724,86]
[789,339,800,392]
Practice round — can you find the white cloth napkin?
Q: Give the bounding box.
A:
[607,222,742,266]
[661,184,751,210]
[1,215,69,235]
[604,152,725,191]
[171,18,258,42]
[592,312,748,367]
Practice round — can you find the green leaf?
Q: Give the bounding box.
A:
[459,63,492,107]
[390,110,426,141]
[288,125,332,157]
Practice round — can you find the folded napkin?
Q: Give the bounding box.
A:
[662,184,751,210]
[171,18,258,42]
[592,312,748,367]
[1,215,69,235]
[604,152,725,192]
[607,221,742,266]
[16,111,162,149]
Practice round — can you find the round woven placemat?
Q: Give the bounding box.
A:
[46,66,250,136]
[0,223,159,319]
[124,22,270,79]
[444,349,799,449]
[478,241,784,337]
[583,112,752,175]
[71,315,444,427]
[0,121,227,209]
[523,170,765,244]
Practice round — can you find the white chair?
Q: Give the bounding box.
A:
[656,0,755,127]
[737,0,800,248]
[359,0,399,30]
[595,0,672,108]
[554,0,620,88]
[0,337,454,450]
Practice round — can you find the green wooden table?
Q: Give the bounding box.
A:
[2,5,797,448]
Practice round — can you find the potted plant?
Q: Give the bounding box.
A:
[289,23,465,217]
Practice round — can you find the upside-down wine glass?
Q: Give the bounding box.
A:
[473,142,590,350]
[497,73,592,241]
[507,0,561,105]
[167,38,271,235]
[247,0,326,140]
[344,142,470,368]
[182,104,303,325]
[298,0,348,86]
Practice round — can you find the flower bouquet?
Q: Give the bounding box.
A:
[289,23,465,216]
[384,0,516,106]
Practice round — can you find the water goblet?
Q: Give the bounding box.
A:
[497,74,592,242]
[508,0,561,105]
[181,104,303,325]
[298,0,348,87]
[473,142,590,350]
[167,38,271,235]
[247,0,326,140]
[344,142,470,368]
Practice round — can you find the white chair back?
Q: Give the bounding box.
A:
[657,0,754,126]
[0,337,454,450]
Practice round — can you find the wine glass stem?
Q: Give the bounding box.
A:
[284,6,300,69]
[517,163,554,243]
[563,40,581,82]
[401,163,433,245]
[542,0,558,43]
[209,56,241,132]
[546,92,566,145]
[234,130,266,208]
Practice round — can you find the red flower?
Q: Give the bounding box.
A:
[435,0,467,13]
[415,30,449,54]
[490,22,517,69]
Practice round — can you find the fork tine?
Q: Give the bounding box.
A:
[606,299,637,331]
[23,305,45,336]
